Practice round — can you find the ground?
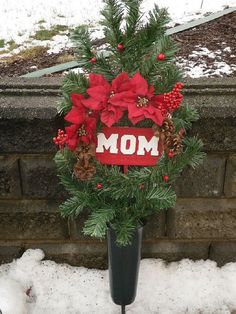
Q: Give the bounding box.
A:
[0,249,236,313]
[0,1,235,78]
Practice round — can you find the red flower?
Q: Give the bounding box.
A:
[65,117,97,150]
[65,93,97,124]
[82,73,131,127]
[121,73,164,126]
[64,94,97,150]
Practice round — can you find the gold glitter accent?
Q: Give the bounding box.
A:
[137,96,149,108]
[77,125,87,137]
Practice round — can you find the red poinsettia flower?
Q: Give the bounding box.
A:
[65,117,97,150]
[82,73,131,127]
[121,72,164,126]
[64,94,97,150]
[65,93,98,124]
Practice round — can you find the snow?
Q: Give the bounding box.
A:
[0,249,236,314]
[0,0,236,77]
[176,45,236,78]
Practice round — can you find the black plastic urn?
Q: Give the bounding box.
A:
[107,225,143,306]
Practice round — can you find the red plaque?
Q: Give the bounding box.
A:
[96,127,162,166]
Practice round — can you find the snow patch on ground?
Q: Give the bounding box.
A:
[0,0,236,57]
[177,45,236,78]
[0,249,236,313]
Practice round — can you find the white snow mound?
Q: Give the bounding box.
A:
[0,249,236,313]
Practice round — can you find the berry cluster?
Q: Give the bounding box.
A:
[53,129,68,149]
[164,82,184,112]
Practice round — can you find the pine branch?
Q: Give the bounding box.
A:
[54,149,75,174]
[147,186,176,209]
[83,207,115,238]
[173,104,199,131]
[62,72,89,95]
[100,0,124,47]
[71,25,94,60]
[59,193,88,217]
[153,63,182,93]
[58,174,87,195]
[58,73,89,115]
[123,0,142,40]
[91,53,117,80]
[112,219,136,246]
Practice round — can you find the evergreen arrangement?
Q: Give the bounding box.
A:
[53,0,205,246]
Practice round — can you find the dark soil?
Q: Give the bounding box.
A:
[0,12,235,77]
[173,12,236,76]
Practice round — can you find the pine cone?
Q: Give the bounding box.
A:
[75,143,95,162]
[74,161,96,181]
[152,118,175,138]
[165,134,183,155]
[162,118,175,134]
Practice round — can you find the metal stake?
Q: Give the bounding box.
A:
[121,304,126,314]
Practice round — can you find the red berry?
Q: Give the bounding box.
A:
[157,53,166,61]
[117,43,124,51]
[168,151,174,158]
[90,57,97,63]
[140,183,145,190]
[163,175,169,182]
[96,183,103,189]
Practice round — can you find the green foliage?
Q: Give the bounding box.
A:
[54,0,206,246]
[173,104,199,131]
[58,72,89,115]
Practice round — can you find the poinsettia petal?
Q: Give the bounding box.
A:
[111,72,130,93]
[128,102,147,118]
[144,108,164,126]
[64,106,85,124]
[86,117,97,131]
[153,94,164,105]
[147,85,154,99]
[130,72,148,95]
[65,124,78,137]
[70,93,85,108]
[109,91,133,108]
[86,86,110,102]
[81,135,90,144]
[128,113,145,125]
[89,73,110,88]
[82,97,102,111]
[101,110,116,127]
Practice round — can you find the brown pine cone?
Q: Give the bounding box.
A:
[162,118,175,134]
[152,118,175,138]
[74,161,96,181]
[75,143,95,161]
[165,134,183,154]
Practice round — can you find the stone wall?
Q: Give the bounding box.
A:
[0,77,236,268]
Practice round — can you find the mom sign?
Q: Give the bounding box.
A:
[96,127,162,166]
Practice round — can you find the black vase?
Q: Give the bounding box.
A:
[107,225,143,306]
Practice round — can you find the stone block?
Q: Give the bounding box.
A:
[143,240,209,261]
[224,155,236,197]
[0,156,21,199]
[23,242,107,269]
[20,156,67,199]
[174,155,226,197]
[167,198,236,239]
[209,241,236,266]
[0,87,63,153]
[143,212,166,239]
[69,211,166,240]
[0,200,69,240]
[0,245,23,264]
[184,92,236,152]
